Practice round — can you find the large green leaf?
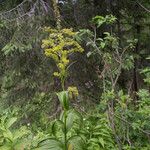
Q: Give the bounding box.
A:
[35,138,64,150]
[68,135,86,150]
[5,117,17,129]
[66,111,74,132]
[51,120,64,136]
[66,110,83,132]
[13,126,29,140]
[57,91,69,110]
[0,145,11,150]
[98,138,105,148]
[3,129,13,141]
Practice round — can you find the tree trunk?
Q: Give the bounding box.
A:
[133,24,140,104]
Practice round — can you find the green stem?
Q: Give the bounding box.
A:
[64,109,67,150]
[61,76,65,91]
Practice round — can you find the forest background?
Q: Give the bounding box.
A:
[0,0,150,149]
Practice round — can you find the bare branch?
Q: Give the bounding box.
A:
[137,1,150,13]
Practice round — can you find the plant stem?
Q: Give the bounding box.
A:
[61,78,65,91]
[64,109,67,150]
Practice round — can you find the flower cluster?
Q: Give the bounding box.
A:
[68,86,79,98]
[42,28,84,81]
